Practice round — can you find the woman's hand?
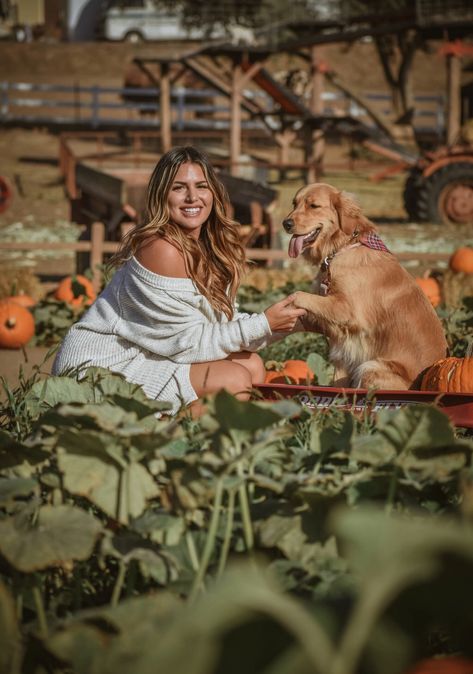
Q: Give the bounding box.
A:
[264,294,307,332]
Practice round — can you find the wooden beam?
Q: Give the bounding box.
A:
[160,63,172,153]
[230,63,242,176]
[308,46,326,181]
[229,58,267,177]
[446,53,461,145]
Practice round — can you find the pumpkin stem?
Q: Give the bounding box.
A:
[6,317,17,329]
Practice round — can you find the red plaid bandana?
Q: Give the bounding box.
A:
[359,232,390,253]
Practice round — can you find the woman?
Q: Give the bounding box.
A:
[52,146,306,415]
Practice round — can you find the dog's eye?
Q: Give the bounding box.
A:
[309,203,319,209]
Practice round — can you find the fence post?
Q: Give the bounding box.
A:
[0,81,9,119]
[90,222,105,292]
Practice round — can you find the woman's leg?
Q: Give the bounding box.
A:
[190,359,253,400]
[226,351,266,385]
[188,352,266,417]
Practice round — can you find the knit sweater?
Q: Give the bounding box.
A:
[52,256,276,414]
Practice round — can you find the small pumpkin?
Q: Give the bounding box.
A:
[420,357,473,393]
[265,359,314,385]
[449,246,473,274]
[0,300,35,349]
[415,277,441,307]
[54,274,96,307]
[405,656,473,674]
[8,292,36,308]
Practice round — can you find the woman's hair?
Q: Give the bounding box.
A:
[110,146,246,319]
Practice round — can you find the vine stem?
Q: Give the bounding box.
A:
[237,464,254,552]
[188,478,224,603]
[185,530,201,573]
[385,466,399,514]
[32,583,48,639]
[110,560,127,607]
[217,489,235,578]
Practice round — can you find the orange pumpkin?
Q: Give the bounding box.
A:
[54,275,96,307]
[0,300,35,349]
[415,277,441,307]
[420,357,473,393]
[449,247,473,274]
[405,656,473,674]
[7,292,36,308]
[265,359,314,385]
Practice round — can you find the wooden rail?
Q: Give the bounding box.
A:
[0,221,452,293]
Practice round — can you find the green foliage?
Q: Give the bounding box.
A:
[439,296,473,357]
[30,297,84,346]
[0,368,472,673]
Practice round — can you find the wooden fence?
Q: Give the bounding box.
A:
[0,80,445,137]
[0,221,451,293]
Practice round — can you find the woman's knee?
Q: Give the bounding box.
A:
[190,360,252,399]
[225,363,253,398]
[227,351,266,384]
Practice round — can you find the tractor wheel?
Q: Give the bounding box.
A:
[403,168,424,221]
[415,162,473,225]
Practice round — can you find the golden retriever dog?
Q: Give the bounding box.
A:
[283,183,447,390]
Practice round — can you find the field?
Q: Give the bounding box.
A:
[0,39,473,674]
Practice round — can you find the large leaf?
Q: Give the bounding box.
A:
[0,505,102,572]
[307,352,335,386]
[57,439,159,524]
[0,477,39,505]
[327,508,473,674]
[375,406,458,455]
[25,376,97,413]
[214,390,282,432]
[332,507,473,581]
[45,565,333,674]
[0,430,50,471]
[0,580,21,674]
[46,593,181,674]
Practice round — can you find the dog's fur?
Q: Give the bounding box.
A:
[284,183,447,389]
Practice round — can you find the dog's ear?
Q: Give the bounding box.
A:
[333,190,364,236]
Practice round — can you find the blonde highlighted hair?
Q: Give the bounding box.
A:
[110,146,246,319]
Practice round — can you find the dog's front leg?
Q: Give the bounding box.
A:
[292,291,353,327]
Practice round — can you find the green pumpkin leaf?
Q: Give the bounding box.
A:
[0,580,21,674]
[214,390,281,432]
[0,505,102,572]
[376,405,455,454]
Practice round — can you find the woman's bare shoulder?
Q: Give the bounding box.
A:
[136,237,188,278]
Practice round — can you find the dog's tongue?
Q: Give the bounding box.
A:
[288,234,305,259]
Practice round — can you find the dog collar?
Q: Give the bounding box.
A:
[319,231,390,296]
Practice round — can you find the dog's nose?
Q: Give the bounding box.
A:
[283,218,294,233]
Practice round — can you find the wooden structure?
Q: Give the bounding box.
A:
[0,222,453,293]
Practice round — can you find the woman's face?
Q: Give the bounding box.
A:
[167,162,213,238]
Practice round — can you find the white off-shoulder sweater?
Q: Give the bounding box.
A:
[52,257,275,414]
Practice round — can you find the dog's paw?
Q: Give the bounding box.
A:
[292,291,313,311]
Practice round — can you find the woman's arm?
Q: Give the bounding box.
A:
[116,282,305,364]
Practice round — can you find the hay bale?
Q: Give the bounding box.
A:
[442,269,473,307]
[0,266,43,301]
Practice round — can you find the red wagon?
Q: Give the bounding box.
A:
[256,384,473,428]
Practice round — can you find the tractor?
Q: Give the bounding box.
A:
[403,142,473,225]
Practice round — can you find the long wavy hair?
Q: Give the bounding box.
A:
[110,146,246,319]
